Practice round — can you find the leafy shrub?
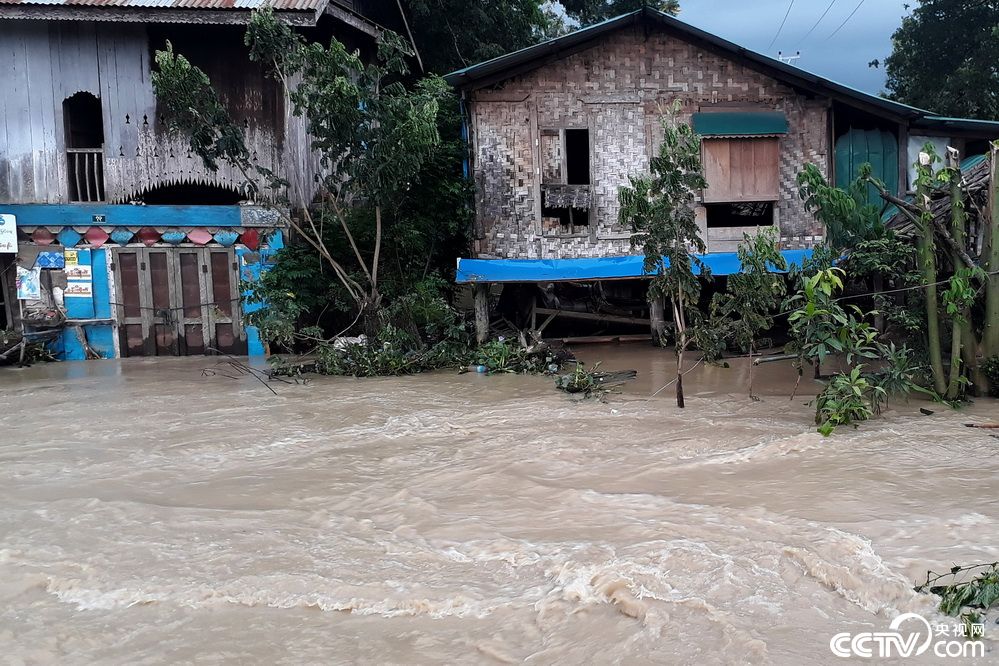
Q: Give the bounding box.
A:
[473,338,566,374]
[814,367,884,436]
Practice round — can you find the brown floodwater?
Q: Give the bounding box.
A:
[1,347,997,664]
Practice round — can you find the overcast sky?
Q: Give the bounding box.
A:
[673,0,910,94]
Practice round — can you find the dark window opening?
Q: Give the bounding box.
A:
[64,92,104,149]
[565,128,590,185]
[706,202,774,228]
[63,92,105,202]
[541,205,589,233]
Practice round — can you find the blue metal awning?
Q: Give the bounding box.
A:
[456,250,812,283]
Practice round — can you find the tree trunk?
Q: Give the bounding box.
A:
[671,292,685,408]
[872,274,885,332]
[916,163,947,395]
[473,282,490,344]
[948,152,987,395]
[985,144,999,361]
[946,317,964,400]
[649,293,666,346]
[748,341,755,400]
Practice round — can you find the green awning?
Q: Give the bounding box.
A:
[692,111,788,137]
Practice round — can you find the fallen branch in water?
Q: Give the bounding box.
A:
[914,561,999,635]
[201,348,306,395]
[965,423,999,429]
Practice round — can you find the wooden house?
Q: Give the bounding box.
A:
[445,8,999,341]
[0,0,382,359]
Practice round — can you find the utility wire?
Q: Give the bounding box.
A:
[796,0,838,47]
[826,0,867,41]
[769,0,797,50]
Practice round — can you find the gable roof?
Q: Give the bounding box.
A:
[445,7,999,133]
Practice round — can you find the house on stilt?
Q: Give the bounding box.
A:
[445,7,999,343]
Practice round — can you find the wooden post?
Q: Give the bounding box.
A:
[985,143,999,360]
[473,282,490,344]
[649,292,666,346]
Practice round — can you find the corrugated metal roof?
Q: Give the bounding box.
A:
[0,0,326,10]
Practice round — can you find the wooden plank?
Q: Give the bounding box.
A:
[548,334,652,344]
[534,307,650,326]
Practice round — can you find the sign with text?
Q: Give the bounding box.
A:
[0,214,15,253]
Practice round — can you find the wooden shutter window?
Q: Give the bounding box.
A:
[702,138,779,203]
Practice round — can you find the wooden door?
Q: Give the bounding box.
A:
[113,247,245,357]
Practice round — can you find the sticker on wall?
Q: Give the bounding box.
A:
[65,265,93,281]
[36,251,66,269]
[0,214,16,253]
[64,249,79,266]
[64,281,93,298]
[16,266,41,300]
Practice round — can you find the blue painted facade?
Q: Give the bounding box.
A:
[6,203,284,361]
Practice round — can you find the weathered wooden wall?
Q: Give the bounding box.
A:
[468,25,830,259]
[0,20,317,206]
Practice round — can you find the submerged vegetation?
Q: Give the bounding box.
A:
[916,562,999,635]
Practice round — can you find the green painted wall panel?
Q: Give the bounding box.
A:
[835,128,899,203]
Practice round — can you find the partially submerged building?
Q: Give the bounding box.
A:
[446,8,999,341]
[0,0,382,359]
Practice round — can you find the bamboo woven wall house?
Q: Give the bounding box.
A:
[446,8,999,342]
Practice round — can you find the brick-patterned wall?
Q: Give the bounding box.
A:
[469,25,828,259]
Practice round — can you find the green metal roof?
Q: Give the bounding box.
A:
[692,111,788,137]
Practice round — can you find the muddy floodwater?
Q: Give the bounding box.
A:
[1,348,998,664]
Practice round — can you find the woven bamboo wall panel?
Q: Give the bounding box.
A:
[469,25,828,259]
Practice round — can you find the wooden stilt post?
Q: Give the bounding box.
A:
[473,282,490,344]
[649,292,666,346]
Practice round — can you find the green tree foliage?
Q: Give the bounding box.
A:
[709,228,787,399]
[797,163,883,251]
[784,268,922,435]
[396,0,558,73]
[883,0,999,119]
[560,0,678,25]
[153,9,449,327]
[619,101,707,408]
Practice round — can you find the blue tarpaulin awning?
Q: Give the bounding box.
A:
[455,250,812,283]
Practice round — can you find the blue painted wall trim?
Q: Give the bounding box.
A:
[4,203,243,228]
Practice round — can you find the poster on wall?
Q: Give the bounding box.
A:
[64,281,93,298]
[64,265,92,281]
[0,214,15,253]
[64,249,79,266]
[16,266,41,300]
